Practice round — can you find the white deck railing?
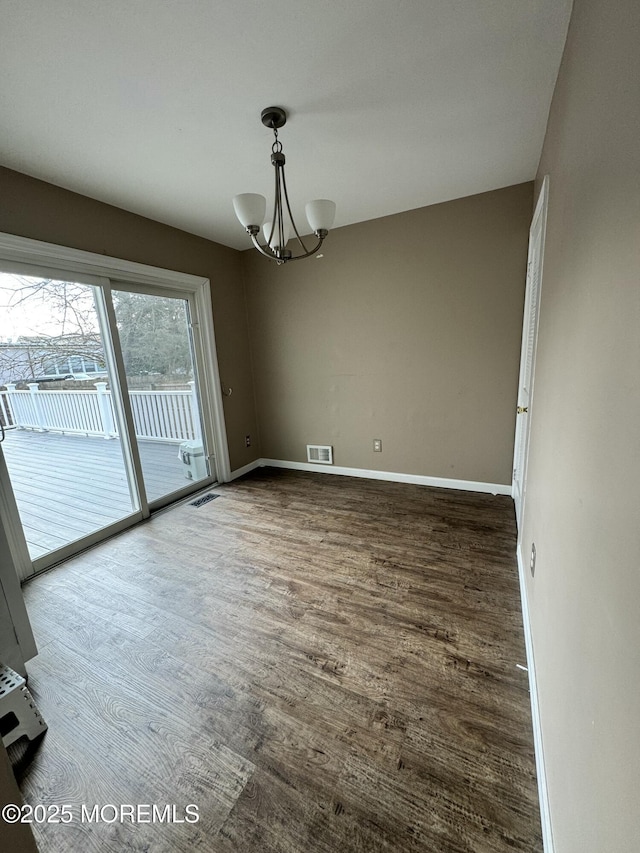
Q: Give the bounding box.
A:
[129,390,197,442]
[2,383,199,442]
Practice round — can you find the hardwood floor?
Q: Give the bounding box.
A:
[8,468,541,852]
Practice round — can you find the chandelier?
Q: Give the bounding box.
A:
[232,107,336,265]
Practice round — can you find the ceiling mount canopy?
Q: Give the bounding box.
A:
[233,107,336,265]
[260,106,287,130]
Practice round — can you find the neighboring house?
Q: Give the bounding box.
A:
[0,338,106,386]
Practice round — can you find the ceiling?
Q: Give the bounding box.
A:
[0,1,572,251]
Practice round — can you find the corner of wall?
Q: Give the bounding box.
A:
[237,248,263,460]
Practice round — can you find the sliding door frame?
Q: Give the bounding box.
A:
[0,231,231,579]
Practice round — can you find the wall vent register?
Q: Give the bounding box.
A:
[307,445,333,464]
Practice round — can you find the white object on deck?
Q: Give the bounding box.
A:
[0,663,47,747]
[178,440,208,481]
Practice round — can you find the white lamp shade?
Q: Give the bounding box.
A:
[233,193,266,228]
[305,199,336,233]
[263,221,291,249]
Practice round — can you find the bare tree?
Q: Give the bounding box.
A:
[0,275,193,385]
[0,275,105,384]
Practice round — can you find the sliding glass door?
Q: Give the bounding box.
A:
[0,270,141,565]
[0,260,219,577]
[111,286,214,504]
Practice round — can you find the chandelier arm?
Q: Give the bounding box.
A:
[266,164,279,251]
[275,166,285,256]
[281,168,310,254]
[247,228,323,263]
[285,234,325,261]
[249,232,278,260]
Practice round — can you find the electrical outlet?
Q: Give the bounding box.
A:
[530,543,536,577]
[245,434,251,447]
[373,439,382,452]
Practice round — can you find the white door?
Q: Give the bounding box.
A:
[0,443,37,674]
[513,176,548,530]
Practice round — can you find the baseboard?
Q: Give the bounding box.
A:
[257,458,511,495]
[228,459,263,481]
[516,545,555,853]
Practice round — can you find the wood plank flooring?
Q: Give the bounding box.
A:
[1,429,202,558]
[8,468,541,852]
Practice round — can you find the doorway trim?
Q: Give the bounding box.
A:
[512,176,548,532]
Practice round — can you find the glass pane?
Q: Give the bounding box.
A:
[0,271,139,561]
[112,290,211,502]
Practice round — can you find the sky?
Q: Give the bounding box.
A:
[0,272,99,341]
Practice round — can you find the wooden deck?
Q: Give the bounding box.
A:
[1,428,198,560]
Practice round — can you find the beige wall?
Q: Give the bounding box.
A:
[243,183,532,485]
[522,0,640,850]
[0,167,259,471]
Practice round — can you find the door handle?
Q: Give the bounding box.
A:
[0,421,4,442]
[517,406,528,414]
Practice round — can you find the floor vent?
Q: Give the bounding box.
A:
[190,493,220,507]
[307,444,333,464]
